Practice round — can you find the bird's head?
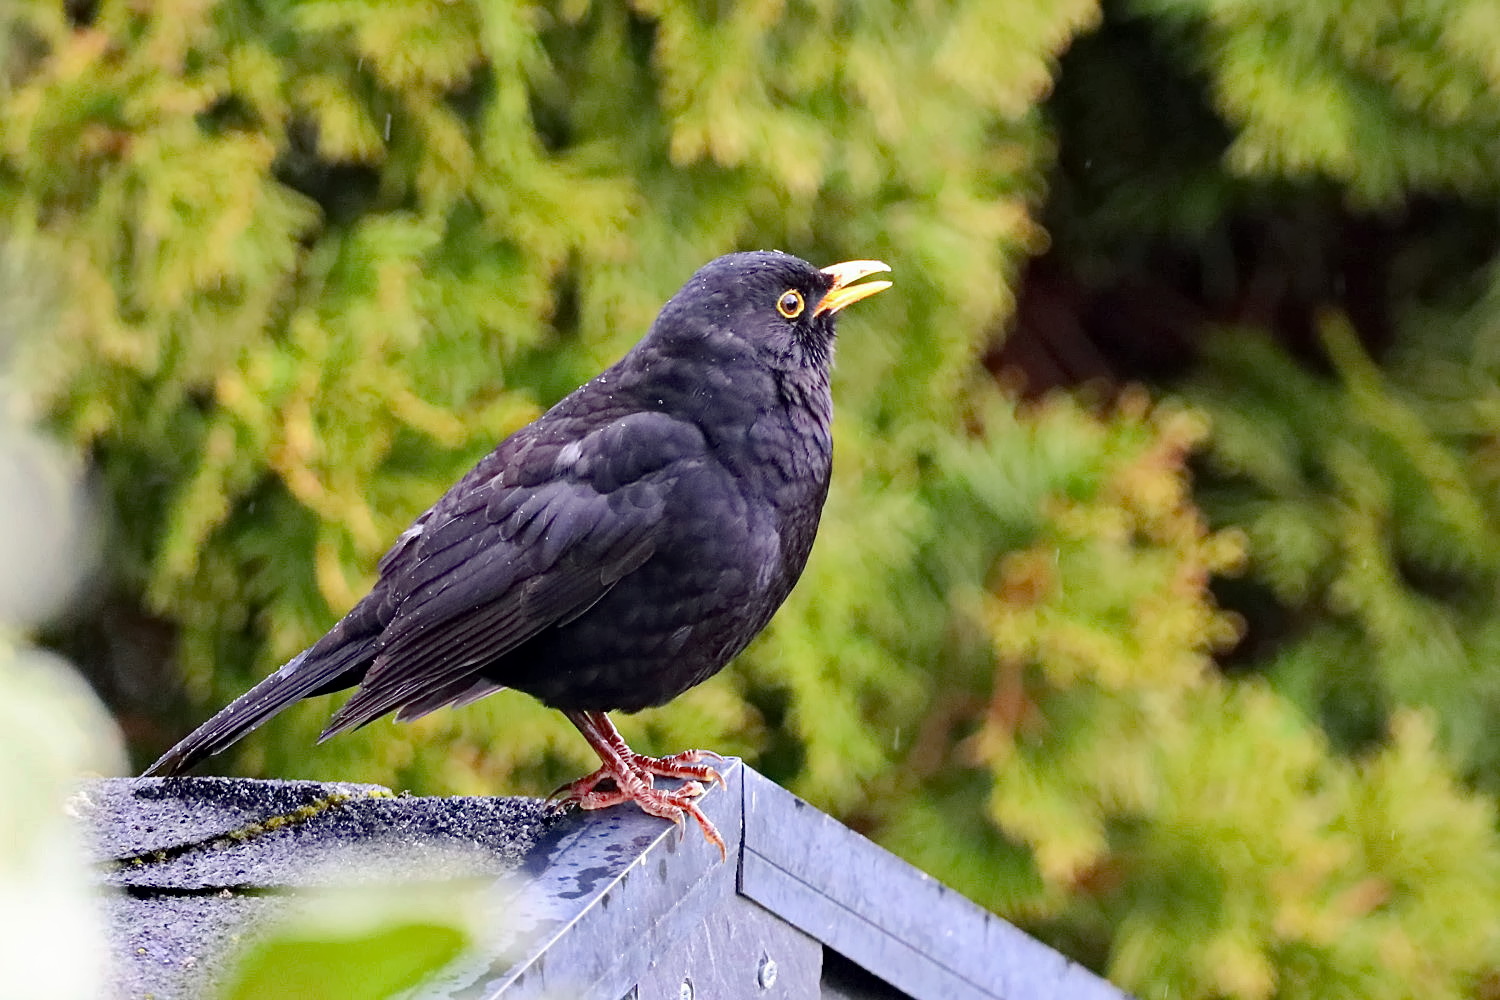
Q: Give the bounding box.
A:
[646,251,892,376]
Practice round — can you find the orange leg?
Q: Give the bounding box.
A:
[552,710,727,859]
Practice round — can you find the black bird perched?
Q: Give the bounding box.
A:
[144,250,892,855]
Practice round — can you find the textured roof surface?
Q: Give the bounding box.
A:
[84,764,1131,1000]
[82,775,556,998]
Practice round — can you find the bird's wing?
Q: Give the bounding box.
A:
[320,409,706,737]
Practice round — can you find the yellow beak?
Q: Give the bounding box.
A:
[816,260,893,316]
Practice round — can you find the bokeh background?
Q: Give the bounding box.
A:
[5,0,1500,996]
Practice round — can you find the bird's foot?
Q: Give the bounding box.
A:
[550,750,727,860]
[557,712,728,859]
[565,778,723,859]
[553,748,725,801]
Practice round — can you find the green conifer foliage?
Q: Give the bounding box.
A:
[989,0,1500,992]
[1183,309,1500,791]
[8,0,1500,996]
[1132,0,1500,201]
[853,392,1498,999]
[0,0,1096,786]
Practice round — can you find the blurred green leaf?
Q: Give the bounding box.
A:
[217,888,475,1000]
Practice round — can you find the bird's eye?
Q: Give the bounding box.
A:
[776,289,805,319]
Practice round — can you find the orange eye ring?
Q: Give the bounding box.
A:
[776,289,805,319]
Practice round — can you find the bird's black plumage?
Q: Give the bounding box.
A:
[144,252,891,831]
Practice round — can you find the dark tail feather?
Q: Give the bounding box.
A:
[142,642,371,777]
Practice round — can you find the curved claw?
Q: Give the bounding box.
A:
[678,796,726,861]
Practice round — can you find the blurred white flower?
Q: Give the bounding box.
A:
[0,234,122,1000]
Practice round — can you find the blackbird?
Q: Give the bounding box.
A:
[143,251,891,854]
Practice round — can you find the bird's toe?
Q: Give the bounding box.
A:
[630,750,725,790]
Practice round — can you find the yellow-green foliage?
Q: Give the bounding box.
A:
[1,0,1094,788]
[977,397,1246,886]
[1132,0,1500,201]
[1184,308,1500,791]
[8,0,1500,997]
[982,402,1499,999]
[881,395,1500,999]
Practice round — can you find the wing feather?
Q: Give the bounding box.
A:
[320,418,686,736]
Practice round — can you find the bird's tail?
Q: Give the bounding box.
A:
[141,641,371,777]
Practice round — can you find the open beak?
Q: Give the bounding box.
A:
[816,260,893,316]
